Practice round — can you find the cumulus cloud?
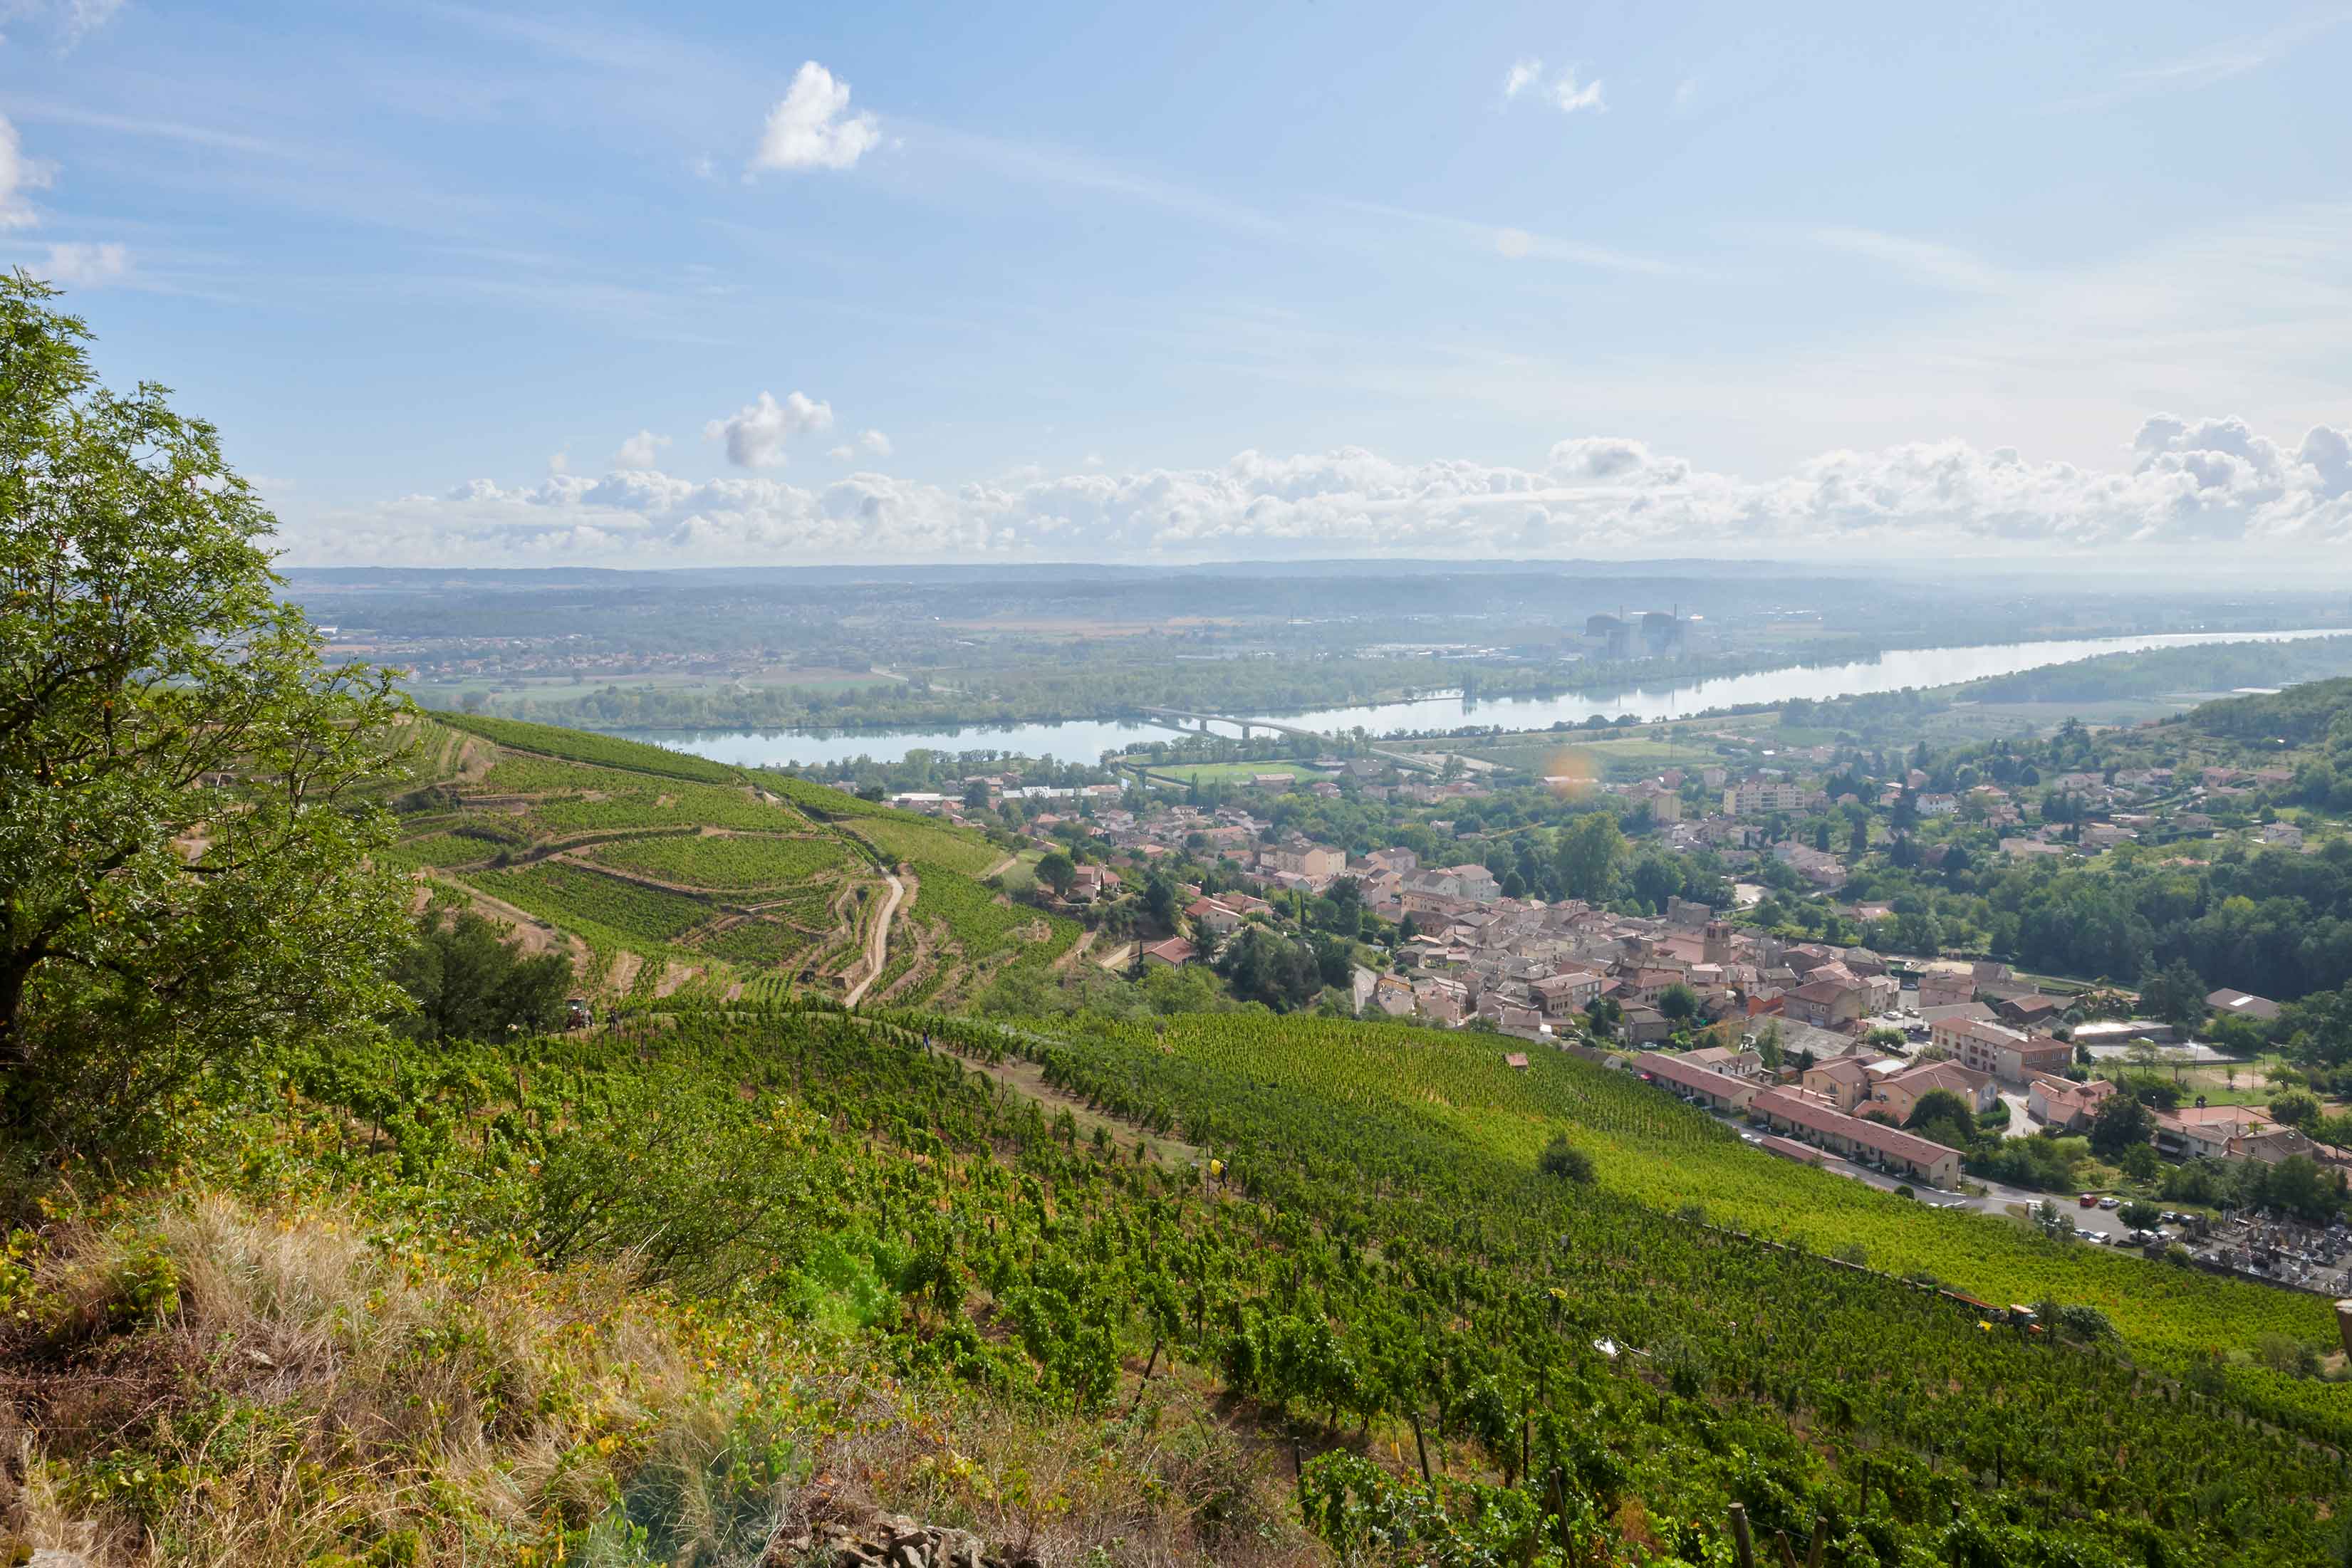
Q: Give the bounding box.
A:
[291,414,2352,567]
[859,428,893,456]
[1503,58,1605,114]
[703,390,835,467]
[1551,70,1606,114]
[751,61,880,173]
[616,429,670,467]
[42,239,127,286]
[0,114,52,229]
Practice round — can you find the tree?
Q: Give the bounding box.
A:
[1036,850,1077,899]
[2138,958,2209,1030]
[1142,872,1179,931]
[1655,983,1700,1023]
[1905,1088,1976,1132]
[2267,1090,2321,1130]
[391,909,574,1042]
[1554,813,1625,902]
[1539,1134,1596,1183]
[1583,995,1621,1039]
[1,276,409,1174]
[2088,1094,2158,1159]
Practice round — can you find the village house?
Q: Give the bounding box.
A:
[2027,1075,2116,1131]
[1929,1015,2071,1084]
[1801,1054,1888,1113]
[1140,936,1198,968]
[1870,1060,1997,1123]
[1748,1086,1962,1187]
[1643,1052,1763,1113]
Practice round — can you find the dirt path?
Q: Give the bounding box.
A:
[937,1039,1202,1166]
[1052,928,1097,973]
[421,870,595,973]
[983,852,1018,879]
[842,870,905,1008]
[1093,941,1135,971]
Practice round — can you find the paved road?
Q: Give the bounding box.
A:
[1705,1106,2148,1243]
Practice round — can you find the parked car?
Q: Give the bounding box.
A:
[2098,1196,2121,1210]
[2078,1193,2098,1208]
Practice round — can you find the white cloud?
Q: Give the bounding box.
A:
[42,239,128,286]
[1499,60,1605,116]
[1551,70,1606,115]
[827,444,853,461]
[704,390,835,467]
[616,429,670,467]
[1494,226,1533,260]
[299,414,2352,567]
[859,428,892,456]
[751,61,880,173]
[0,113,52,229]
[547,451,569,476]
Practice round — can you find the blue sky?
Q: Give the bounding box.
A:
[6,1,2351,566]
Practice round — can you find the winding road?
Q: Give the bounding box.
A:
[842,870,905,1008]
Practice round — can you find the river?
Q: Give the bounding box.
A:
[633,627,2351,769]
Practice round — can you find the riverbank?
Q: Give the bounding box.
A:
[625,627,2352,770]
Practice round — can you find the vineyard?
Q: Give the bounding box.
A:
[436,710,749,784]
[990,1013,2346,1389]
[587,831,856,890]
[341,713,2352,1564]
[853,815,1009,877]
[217,1001,2352,1567]
[379,715,1077,1010]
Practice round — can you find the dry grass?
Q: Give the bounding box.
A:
[0,1194,1324,1568]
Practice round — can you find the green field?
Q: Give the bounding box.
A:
[1134,758,1318,787]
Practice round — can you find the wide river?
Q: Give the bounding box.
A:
[637,628,2350,769]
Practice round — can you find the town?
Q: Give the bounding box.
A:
[846,686,2352,1274]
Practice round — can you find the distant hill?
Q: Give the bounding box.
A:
[2181,675,2352,745]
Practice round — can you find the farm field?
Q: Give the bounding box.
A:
[1133,758,1318,786]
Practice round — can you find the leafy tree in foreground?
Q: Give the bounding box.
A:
[0,273,408,1176]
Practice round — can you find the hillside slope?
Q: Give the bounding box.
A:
[378,714,1072,1008]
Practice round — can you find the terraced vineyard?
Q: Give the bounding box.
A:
[384,715,1060,1009]
[843,814,1079,1005]
[588,831,855,890]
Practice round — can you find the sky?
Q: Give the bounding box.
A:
[5,0,2352,568]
